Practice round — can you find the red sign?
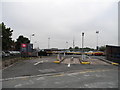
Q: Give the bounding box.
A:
[21,44,27,48]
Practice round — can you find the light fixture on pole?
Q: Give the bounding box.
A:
[34,41,39,49]
[72,36,75,52]
[96,31,99,50]
[66,41,68,49]
[82,32,84,60]
[48,37,50,49]
[30,33,35,43]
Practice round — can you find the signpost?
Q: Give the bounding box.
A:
[82,32,84,61]
[21,44,33,57]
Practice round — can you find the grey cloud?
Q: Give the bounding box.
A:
[2,1,118,49]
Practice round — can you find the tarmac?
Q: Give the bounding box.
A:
[1,55,119,88]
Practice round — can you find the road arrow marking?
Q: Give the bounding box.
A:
[34,61,43,65]
[68,63,70,67]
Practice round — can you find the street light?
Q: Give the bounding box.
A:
[82,32,84,60]
[66,41,68,49]
[30,33,35,43]
[48,37,50,49]
[96,31,99,50]
[72,36,75,52]
[34,41,39,49]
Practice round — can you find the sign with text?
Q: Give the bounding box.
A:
[21,44,27,48]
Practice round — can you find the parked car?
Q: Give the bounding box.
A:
[85,51,104,56]
[8,51,20,56]
[4,51,10,56]
[94,51,104,56]
[85,51,94,56]
[2,51,10,57]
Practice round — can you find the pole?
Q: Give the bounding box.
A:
[82,32,84,60]
[30,35,31,43]
[48,37,50,49]
[73,37,75,49]
[66,41,68,49]
[96,31,99,50]
[30,33,35,44]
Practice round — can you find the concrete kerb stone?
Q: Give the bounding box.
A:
[2,57,38,69]
[97,57,119,66]
[2,58,18,69]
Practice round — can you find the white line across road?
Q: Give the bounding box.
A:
[34,61,43,66]
[1,68,114,82]
[38,69,56,73]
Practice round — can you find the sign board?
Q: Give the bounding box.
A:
[21,44,27,48]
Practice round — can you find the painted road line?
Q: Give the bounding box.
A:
[1,68,114,82]
[14,80,34,88]
[1,73,65,81]
[79,69,111,74]
[34,61,43,65]
[51,74,64,77]
[38,69,56,73]
[14,84,22,88]
[67,63,70,67]
[111,63,119,65]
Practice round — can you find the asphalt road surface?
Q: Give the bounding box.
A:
[2,55,119,88]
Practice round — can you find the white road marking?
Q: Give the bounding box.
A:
[14,84,22,88]
[36,77,45,80]
[1,73,61,81]
[84,74,90,77]
[55,82,61,84]
[34,61,43,65]
[1,69,113,81]
[29,80,34,84]
[84,84,89,87]
[14,80,34,88]
[38,69,55,73]
[67,63,70,67]
[67,72,79,76]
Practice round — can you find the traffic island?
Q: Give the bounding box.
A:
[2,57,20,69]
[53,61,60,64]
[111,63,119,66]
[2,56,40,69]
[80,61,90,64]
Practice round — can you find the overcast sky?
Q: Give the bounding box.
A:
[1,0,119,49]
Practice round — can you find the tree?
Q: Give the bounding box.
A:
[69,47,73,51]
[1,22,14,50]
[75,46,79,49]
[15,35,30,51]
[99,46,106,51]
[69,47,72,50]
[84,47,94,51]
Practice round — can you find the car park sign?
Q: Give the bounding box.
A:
[21,44,27,48]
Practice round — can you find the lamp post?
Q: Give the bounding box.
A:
[82,32,84,60]
[96,31,99,50]
[66,41,68,49]
[72,36,75,52]
[34,41,39,49]
[30,33,35,43]
[48,37,50,49]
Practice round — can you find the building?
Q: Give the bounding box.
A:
[106,45,120,63]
